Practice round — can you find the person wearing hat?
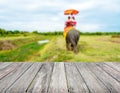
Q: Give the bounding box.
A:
[65,16,72,27]
[71,16,77,27]
[64,16,73,38]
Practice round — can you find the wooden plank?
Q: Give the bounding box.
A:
[0,62,5,65]
[6,63,43,93]
[0,62,13,70]
[96,63,120,82]
[0,62,4,65]
[27,63,54,93]
[0,63,22,80]
[87,63,120,93]
[76,63,109,93]
[0,62,119,93]
[105,62,120,72]
[0,63,33,93]
[48,62,68,93]
[65,63,89,93]
[112,62,120,67]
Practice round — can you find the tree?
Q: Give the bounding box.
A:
[14,30,20,34]
[0,28,6,36]
[32,31,39,34]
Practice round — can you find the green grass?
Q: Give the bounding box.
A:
[0,35,120,62]
[0,35,52,47]
[0,42,46,62]
[0,34,53,62]
[30,35,120,62]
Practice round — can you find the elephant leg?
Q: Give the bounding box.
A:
[73,45,77,53]
[66,43,71,51]
[73,34,80,53]
[66,37,71,51]
[71,43,77,53]
[71,44,74,51]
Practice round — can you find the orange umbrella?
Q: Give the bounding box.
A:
[64,9,79,15]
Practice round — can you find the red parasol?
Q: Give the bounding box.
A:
[64,9,79,15]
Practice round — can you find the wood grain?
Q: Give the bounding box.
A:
[27,63,54,93]
[48,62,68,93]
[65,63,89,93]
[0,63,33,93]
[0,62,120,93]
[6,63,42,93]
[87,63,120,93]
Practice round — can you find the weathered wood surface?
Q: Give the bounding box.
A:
[48,63,68,93]
[0,62,120,93]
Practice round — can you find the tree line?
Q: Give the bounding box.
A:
[0,28,29,36]
[0,28,120,36]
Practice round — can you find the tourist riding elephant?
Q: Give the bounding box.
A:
[66,29,80,53]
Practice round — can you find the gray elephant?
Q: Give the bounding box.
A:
[66,29,80,53]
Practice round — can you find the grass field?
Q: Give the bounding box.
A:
[0,35,120,62]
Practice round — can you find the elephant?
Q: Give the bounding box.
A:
[65,29,80,53]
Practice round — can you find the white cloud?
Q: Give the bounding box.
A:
[89,0,120,12]
[0,0,120,32]
[78,24,104,32]
[0,19,64,32]
[1,0,120,12]
[66,1,96,11]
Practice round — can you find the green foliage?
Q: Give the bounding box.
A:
[32,31,39,34]
[0,28,6,36]
[0,28,120,36]
[0,34,54,62]
[0,27,120,62]
[31,35,120,62]
[0,42,45,62]
[6,30,14,35]
[0,35,120,62]
[14,30,20,34]
[80,32,120,35]
[38,31,63,35]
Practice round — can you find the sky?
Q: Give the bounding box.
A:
[0,0,120,32]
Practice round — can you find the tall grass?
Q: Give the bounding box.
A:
[0,42,46,62]
[30,35,120,62]
[0,35,119,62]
